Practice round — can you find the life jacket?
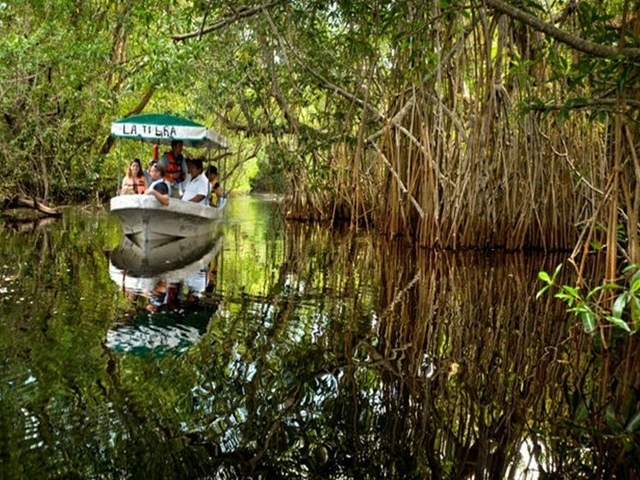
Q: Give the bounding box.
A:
[163,152,183,182]
[124,176,146,194]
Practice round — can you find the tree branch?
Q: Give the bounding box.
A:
[99,84,157,155]
[217,114,293,135]
[528,97,640,111]
[483,0,640,58]
[171,1,281,42]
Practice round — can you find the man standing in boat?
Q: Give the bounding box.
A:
[182,158,210,205]
[159,140,187,198]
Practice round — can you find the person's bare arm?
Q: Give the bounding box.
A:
[188,194,205,203]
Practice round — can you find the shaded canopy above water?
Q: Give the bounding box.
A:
[110,113,228,149]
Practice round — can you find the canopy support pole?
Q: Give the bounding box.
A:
[117,141,122,195]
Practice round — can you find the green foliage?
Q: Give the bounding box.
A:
[249,146,285,193]
[537,264,640,334]
[0,0,638,214]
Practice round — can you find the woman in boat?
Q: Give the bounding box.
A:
[120,159,147,195]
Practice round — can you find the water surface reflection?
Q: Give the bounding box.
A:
[106,234,223,358]
[0,197,638,479]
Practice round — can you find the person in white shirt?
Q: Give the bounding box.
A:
[181,158,210,205]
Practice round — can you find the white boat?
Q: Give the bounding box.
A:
[109,113,229,244]
[110,195,225,245]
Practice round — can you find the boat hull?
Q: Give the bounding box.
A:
[110,233,223,279]
[109,195,225,245]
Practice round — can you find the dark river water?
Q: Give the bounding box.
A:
[0,196,638,479]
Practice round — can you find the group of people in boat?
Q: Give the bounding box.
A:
[119,140,223,207]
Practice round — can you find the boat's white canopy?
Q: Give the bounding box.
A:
[111,113,228,149]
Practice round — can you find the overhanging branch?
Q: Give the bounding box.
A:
[172,1,281,41]
[484,0,640,59]
[528,98,640,111]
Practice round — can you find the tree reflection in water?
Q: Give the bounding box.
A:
[186,222,639,479]
[0,203,638,479]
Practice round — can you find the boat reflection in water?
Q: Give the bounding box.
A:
[106,233,223,357]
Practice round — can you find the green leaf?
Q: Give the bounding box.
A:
[557,292,575,305]
[536,285,549,299]
[606,405,622,430]
[556,108,567,127]
[626,411,640,432]
[587,283,619,298]
[589,240,602,251]
[631,298,640,332]
[580,310,597,333]
[538,271,551,283]
[562,285,579,297]
[611,292,628,319]
[575,399,589,421]
[606,315,631,332]
[552,264,563,280]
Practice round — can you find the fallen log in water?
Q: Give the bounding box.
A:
[2,195,62,217]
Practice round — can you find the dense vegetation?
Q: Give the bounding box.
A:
[2,2,640,474]
[3,1,640,330]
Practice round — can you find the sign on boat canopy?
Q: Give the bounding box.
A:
[111,113,228,149]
